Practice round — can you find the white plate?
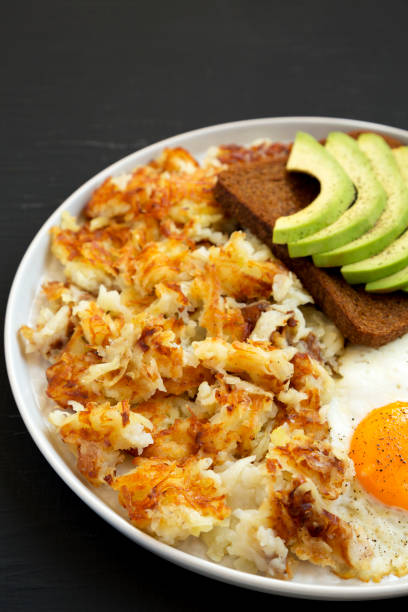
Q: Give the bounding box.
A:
[5,117,408,601]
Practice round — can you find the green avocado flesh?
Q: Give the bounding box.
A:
[393,147,408,183]
[288,132,386,258]
[341,135,408,284]
[363,147,408,292]
[314,134,408,269]
[366,264,408,292]
[272,132,355,244]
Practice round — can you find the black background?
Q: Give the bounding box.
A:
[2,0,408,609]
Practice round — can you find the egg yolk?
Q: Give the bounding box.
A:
[349,401,408,510]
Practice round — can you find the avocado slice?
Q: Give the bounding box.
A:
[366,264,408,292]
[341,134,408,284]
[287,132,386,257]
[393,147,408,183]
[315,134,408,269]
[272,132,355,244]
[363,148,408,292]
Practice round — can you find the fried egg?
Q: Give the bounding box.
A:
[327,334,408,456]
[325,333,408,580]
[350,402,408,511]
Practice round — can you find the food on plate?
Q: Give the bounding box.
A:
[272,132,356,245]
[269,132,408,292]
[215,149,408,346]
[373,149,408,291]
[314,134,408,271]
[349,401,408,510]
[18,136,408,584]
[394,146,408,183]
[366,264,408,292]
[340,134,408,283]
[287,132,386,258]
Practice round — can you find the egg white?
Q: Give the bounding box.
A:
[322,332,408,581]
[326,333,408,458]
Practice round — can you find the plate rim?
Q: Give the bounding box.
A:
[5,115,408,601]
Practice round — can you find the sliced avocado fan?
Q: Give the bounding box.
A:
[288,132,386,258]
[272,132,355,244]
[341,136,408,284]
[314,134,408,269]
[364,147,408,292]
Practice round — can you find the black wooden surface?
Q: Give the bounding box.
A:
[2,0,408,608]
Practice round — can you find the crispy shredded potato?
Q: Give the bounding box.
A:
[22,143,389,582]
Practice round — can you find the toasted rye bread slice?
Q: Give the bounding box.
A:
[214,134,408,347]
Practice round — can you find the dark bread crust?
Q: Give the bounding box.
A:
[214,137,408,347]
